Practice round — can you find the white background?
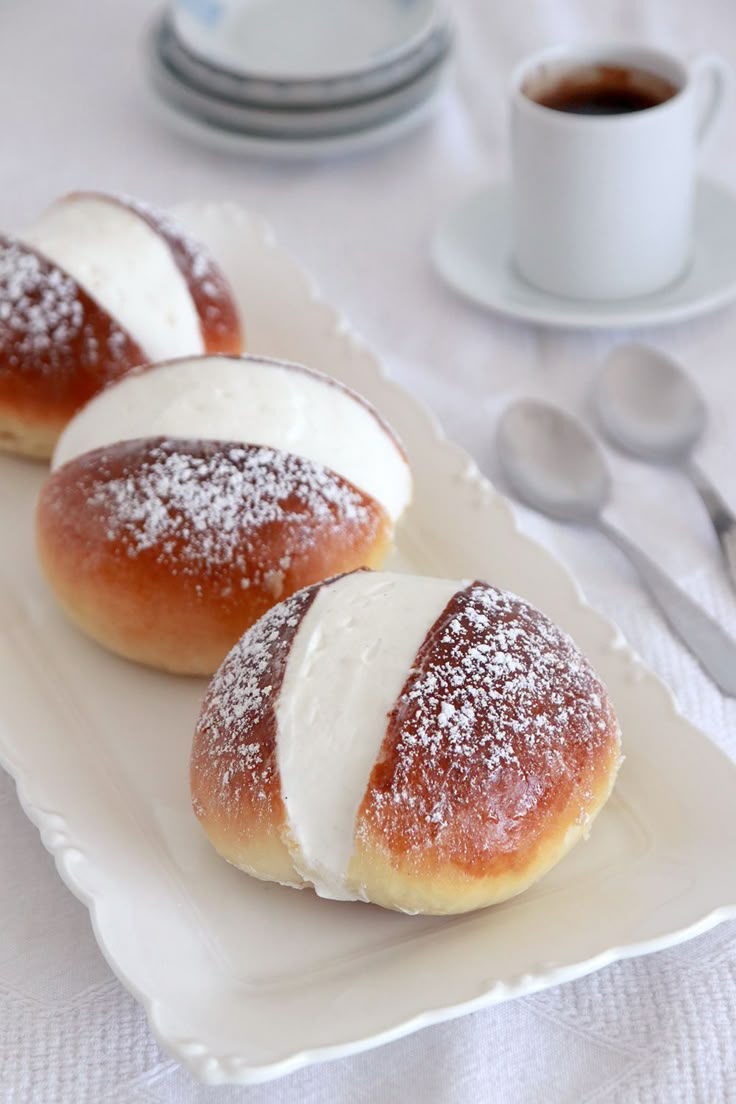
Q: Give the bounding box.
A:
[2,1,736,1100]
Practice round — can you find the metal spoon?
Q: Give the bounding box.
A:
[595,343,736,586]
[497,398,736,695]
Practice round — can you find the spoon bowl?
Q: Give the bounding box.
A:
[495,397,736,695]
[595,343,707,464]
[497,399,611,523]
[595,342,736,591]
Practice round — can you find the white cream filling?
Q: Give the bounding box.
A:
[276,571,460,900]
[52,355,412,522]
[22,196,203,361]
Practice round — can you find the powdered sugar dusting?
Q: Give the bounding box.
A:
[192,587,317,821]
[361,582,618,864]
[80,438,372,588]
[0,236,137,376]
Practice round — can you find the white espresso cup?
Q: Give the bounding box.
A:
[510,45,729,300]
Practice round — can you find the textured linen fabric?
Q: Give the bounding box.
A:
[2,1,736,1100]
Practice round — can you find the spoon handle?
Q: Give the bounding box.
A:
[598,517,736,696]
[687,461,736,589]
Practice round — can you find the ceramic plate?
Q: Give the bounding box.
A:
[171,0,445,82]
[155,13,453,109]
[432,179,736,330]
[1,203,736,1086]
[146,28,449,139]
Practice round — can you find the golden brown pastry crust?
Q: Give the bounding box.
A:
[191,584,320,886]
[350,583,621,912]
[36,440,391,675]
[190,575,621,914]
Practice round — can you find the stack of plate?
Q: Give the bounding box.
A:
[145,0,453,156]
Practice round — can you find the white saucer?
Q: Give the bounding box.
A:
[147,78,445,159]
[432,179,736,330]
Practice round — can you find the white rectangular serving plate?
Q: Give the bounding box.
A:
[2,202,736,1086]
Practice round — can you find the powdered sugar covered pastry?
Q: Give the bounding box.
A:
[191,571,622,915]
[37,356,412,674]
[22,191,241,362]
[0,191,241,459]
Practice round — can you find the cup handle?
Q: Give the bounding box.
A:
[691,53,730,147]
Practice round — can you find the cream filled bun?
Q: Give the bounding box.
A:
[191,571,622,915]
[37,357,412,675]
[0,192,241,459]
[22,192,241,361]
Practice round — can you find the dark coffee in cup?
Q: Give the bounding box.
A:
[525,64,678,115]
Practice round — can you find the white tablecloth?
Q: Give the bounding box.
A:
[2,2,736,1100]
